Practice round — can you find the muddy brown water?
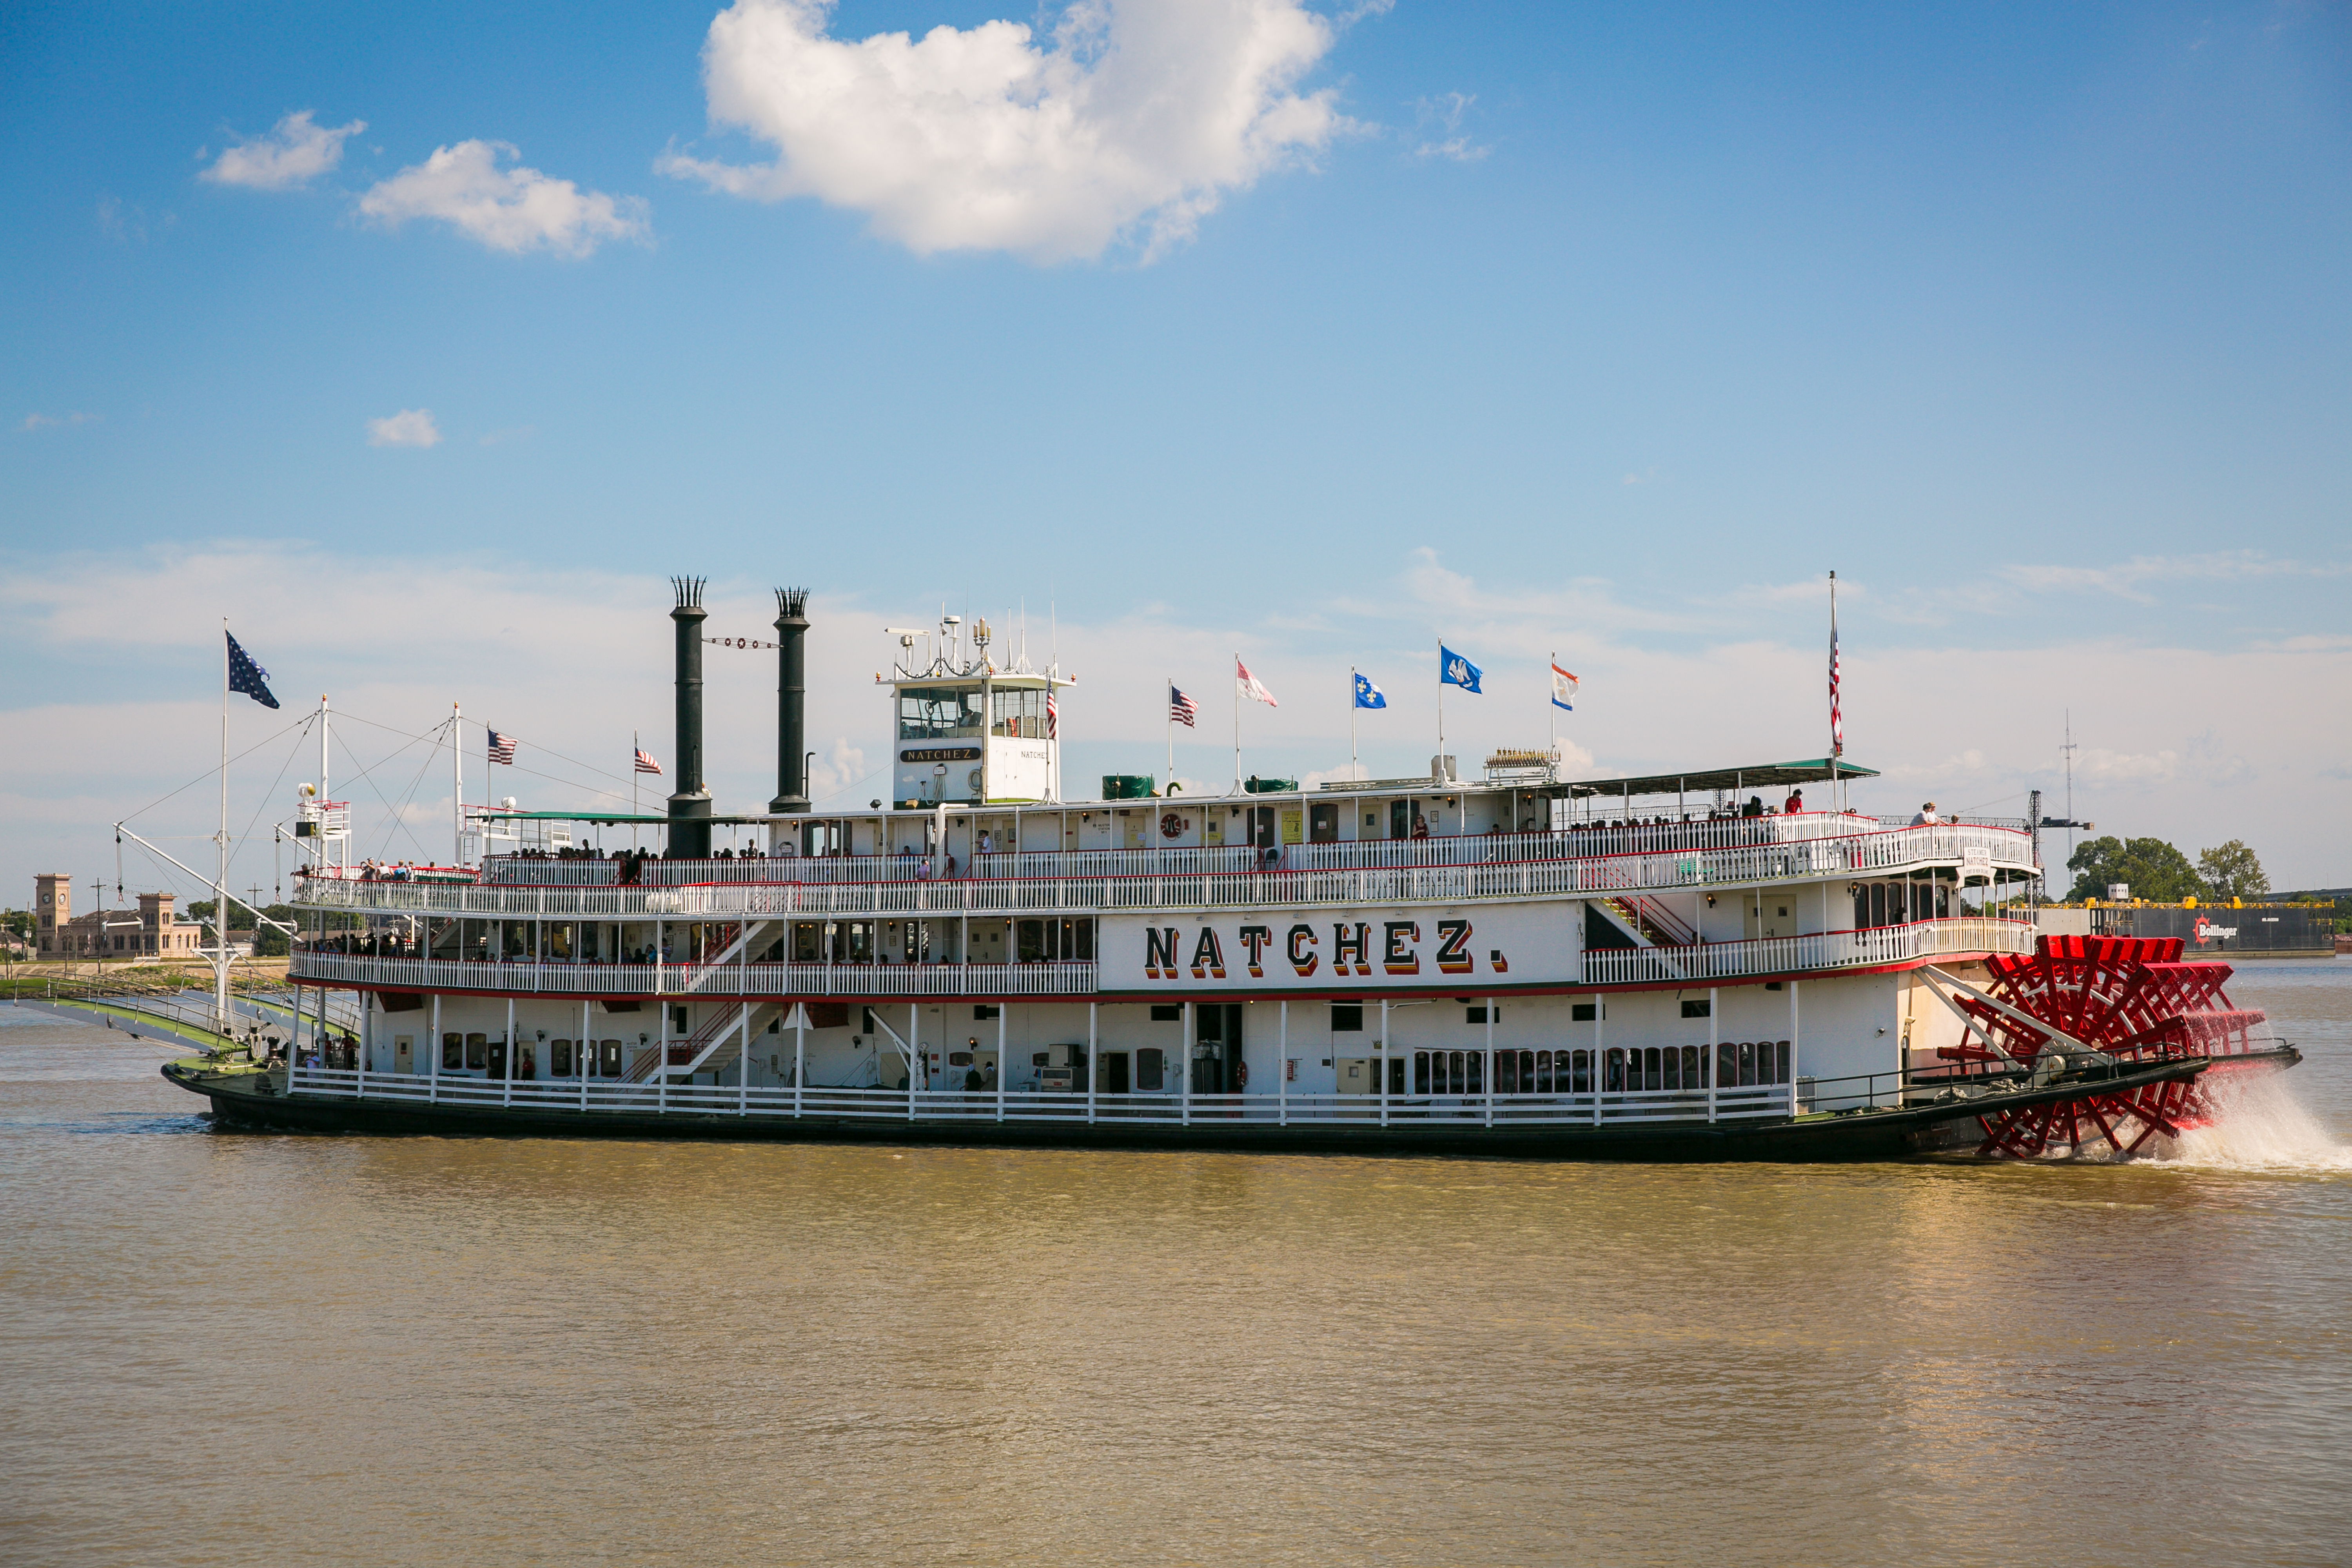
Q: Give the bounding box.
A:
[3,963,2348,1566]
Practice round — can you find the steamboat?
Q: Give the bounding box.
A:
[164,581,2297,1158]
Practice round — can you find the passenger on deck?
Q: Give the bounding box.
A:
[1911,801,1941,825]
[1742,796,1765,818]
[1784,788,1804,814]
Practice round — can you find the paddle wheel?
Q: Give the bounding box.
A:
[1940,935,2271,1158]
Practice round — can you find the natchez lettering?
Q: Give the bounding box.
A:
[1143,918,1496,981]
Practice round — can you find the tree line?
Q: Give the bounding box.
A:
[2062,837,2269,904]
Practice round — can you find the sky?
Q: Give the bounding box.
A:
[4,0,2348,912]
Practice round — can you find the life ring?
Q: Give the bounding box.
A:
[1161,812,1184,839]
[1233,1059,1249,1089]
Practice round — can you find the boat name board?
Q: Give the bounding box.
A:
[1098,905,1574,991]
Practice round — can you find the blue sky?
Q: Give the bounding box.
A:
[4,0,2348,906]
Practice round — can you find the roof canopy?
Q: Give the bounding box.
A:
[1550,759,1878,800]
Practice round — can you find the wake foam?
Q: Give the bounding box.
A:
[2147,1070,2352,1173]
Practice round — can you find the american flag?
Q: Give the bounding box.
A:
[1828,626,1843,755]
[1169,684,1198,727]
[634,747,662,775]
[487,729,517,765]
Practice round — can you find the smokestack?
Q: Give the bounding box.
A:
[770,588,810,813]
[668,576,711,859]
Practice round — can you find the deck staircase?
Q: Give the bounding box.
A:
[627,998,786,1082]
[1600,895,1697,948]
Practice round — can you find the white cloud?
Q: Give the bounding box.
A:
[1410,92,1488,163]
[201,111,365,190]
[19,412,97,433]
[359,141,649,256]
[366,409,442,448]
[1995,551,2348,604]
[660,0,1356,262]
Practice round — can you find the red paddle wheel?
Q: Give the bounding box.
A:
[1940,935,2271,1158]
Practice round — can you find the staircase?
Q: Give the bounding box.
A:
[1602,895,1697,947]
[627,998,786,1082]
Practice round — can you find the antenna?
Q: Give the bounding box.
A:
[2062,710,2079,869]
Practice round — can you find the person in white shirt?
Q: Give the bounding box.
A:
[1910,801,1941,825]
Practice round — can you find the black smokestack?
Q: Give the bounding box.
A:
[667,575,711,859]
[771,588,809,813]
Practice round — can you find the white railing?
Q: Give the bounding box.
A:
[291,822,2036,921]
[287,916,2029,997]
[287,1066,1802,1127]
[1581,916,2033,987]
[284,953,1097,997]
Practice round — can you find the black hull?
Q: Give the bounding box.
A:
[161,1050,2299,1163]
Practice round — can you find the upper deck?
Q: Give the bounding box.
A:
[292,809,2037,921]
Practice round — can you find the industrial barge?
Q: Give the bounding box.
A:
[163,582,2298,1158]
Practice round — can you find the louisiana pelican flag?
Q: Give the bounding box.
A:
[1439,646,1482,693]
[1353,672,1387,710]
[1551,663,1579,711]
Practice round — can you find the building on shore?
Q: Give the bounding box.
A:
[33,874,211,960]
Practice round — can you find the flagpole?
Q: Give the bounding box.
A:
[1166,676,1173,787]
[1436,637,1445,781]
[452,701,463,866]
[1349,666,1357,775]
[633,730,640,851]
[1232,656,1241,793]
[215,620,230,1033]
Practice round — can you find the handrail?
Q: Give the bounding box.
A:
[288,822,2039,920]
[286,917,2030,996]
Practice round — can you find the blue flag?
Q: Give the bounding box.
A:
[1353,672,1387,710]
[1439,645,1482,693]
[226,631,280,709]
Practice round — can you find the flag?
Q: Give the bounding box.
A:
[1550,663,1578,712]
[1353,672,1387,710]
[634,747,662,775]
[225,631,279,710]
[487,729,517,765]
[1439,646,1482,693]
[1829,626,1843,755]
[1169,685,1198,727]
[1047,690,1058,739]
[1236,659,1278,707]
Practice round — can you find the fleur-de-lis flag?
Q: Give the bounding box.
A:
[226,631,280,709]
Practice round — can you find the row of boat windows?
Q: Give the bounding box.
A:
[432,1033,622,1077]
[783,918,1095,963]
[1855,879,1953,928]
[1407,1044,1793,1095]
[897,687,1049,740]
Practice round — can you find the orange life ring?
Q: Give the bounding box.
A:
[1161,812,1184,838]
[1233,1059,1249,1089]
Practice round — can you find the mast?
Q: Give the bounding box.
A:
[452,701,463,866]
[319,694,332,875]
[1828,571,1840,813]
[214,621,230,1031]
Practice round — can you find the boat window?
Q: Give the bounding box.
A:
[1570,1049,1592,1094]
[1309,802,1338,842]
[466,1033,488,1070]
[1466,1005,1494,1024]
[974,1004,1000,1020]
[990,686,1048,737]
[442,1032,462,1070]
[1331,1004,1363,1031]
[1572,1002,1601,1022]
[947,1051,974,1067]
[1681,999,1710,1018]
[550,1039,573,1076]
[1136,1047,1165,1091]
[899,686,982,740]
[599,1040,622,1077]
[1150,1004,1181,1022]
[1017,920,1044,962]
[1603,1049,1624,1093]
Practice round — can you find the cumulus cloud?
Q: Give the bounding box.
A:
[660,0,1356,262]
[366,408,442,448]
[359,141,649,256]
[201,111,365,190]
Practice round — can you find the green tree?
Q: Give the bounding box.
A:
[2064,835,2209,903]
[2196,840,2270,900]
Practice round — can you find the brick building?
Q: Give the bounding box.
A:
[33,873,209,960]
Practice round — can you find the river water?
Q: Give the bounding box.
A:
[4,962,2348,1567]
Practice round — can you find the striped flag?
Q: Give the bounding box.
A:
[634,747,662,775]
[1550,663,1578,712]
[1236,659,1278,708]
[486,729,517,765]
[1169,685,1198,727]
[1047,690,1058,739]
[1829,626,1843,755]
